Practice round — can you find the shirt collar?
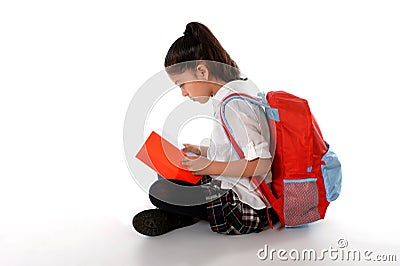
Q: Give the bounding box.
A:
[211,79,250,110]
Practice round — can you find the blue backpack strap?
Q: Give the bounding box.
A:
[257,92,280,122]
[220,92,280,158]
[219,92,279,228]
[221,92,280,123]
[220,92,279,157]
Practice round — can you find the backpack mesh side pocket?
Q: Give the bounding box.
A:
[283,178,320,226]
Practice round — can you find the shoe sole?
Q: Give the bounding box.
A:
[132,209,199,236]
[133,209,171,236]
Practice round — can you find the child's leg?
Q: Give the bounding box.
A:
[132,176,210,236]
[148,178,208,220]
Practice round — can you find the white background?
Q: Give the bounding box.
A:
[1,0,399,265]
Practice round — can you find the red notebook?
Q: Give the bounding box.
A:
[135,131,202,184]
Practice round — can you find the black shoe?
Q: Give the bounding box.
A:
[132,209,199,236]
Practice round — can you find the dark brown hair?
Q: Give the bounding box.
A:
[164,22,241,82]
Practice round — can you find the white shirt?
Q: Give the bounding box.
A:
[207,79,272,209]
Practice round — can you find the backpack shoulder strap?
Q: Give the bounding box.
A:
[219,92,278,228]
[219,92,279,158]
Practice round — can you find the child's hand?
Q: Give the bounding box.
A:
[181,155,212,176]
[181,143,201,156]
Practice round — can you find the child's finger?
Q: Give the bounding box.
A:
[182,156,189,162]
[182,156,197,165]
[181,144,192,152]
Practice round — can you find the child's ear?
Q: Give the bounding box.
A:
[196,64,209,81]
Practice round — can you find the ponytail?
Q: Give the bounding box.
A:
[164,22,241,82]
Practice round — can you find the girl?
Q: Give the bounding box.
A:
[133,22,278,236]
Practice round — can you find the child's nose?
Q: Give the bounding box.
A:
[181,88,189,97]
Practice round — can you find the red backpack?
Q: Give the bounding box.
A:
[220,91,342,228]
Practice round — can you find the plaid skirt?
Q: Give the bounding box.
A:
[199,175,268,235]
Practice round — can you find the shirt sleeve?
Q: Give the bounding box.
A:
[223,99,272,161]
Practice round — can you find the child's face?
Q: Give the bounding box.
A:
[168,65,219,104]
